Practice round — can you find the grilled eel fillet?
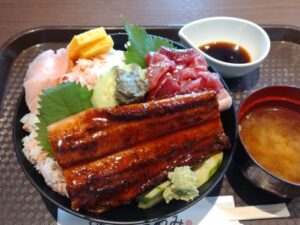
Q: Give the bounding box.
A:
[48,91,231,212]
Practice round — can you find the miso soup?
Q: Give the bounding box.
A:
[240,106,300,184]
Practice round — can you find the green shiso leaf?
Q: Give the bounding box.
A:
[36,82,93,157]
[124,23,175,68]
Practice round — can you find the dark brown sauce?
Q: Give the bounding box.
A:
[199,41,251,64]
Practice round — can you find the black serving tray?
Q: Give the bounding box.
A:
[1,26,300,225]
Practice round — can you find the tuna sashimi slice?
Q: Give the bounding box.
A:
[146,52,176,91]
[145,47,232,111]
[159,47,206,66]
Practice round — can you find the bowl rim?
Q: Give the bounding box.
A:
[237,85,300,188]
[179,16,271,68]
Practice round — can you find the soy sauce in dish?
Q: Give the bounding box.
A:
[199,41,251,64]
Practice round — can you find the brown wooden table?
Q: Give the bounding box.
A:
[0,0,300,47]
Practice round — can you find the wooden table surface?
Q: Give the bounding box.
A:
[0,0,300,47]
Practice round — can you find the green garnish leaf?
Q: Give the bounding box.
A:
[124,23,175,68]
[37,82,93,156]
